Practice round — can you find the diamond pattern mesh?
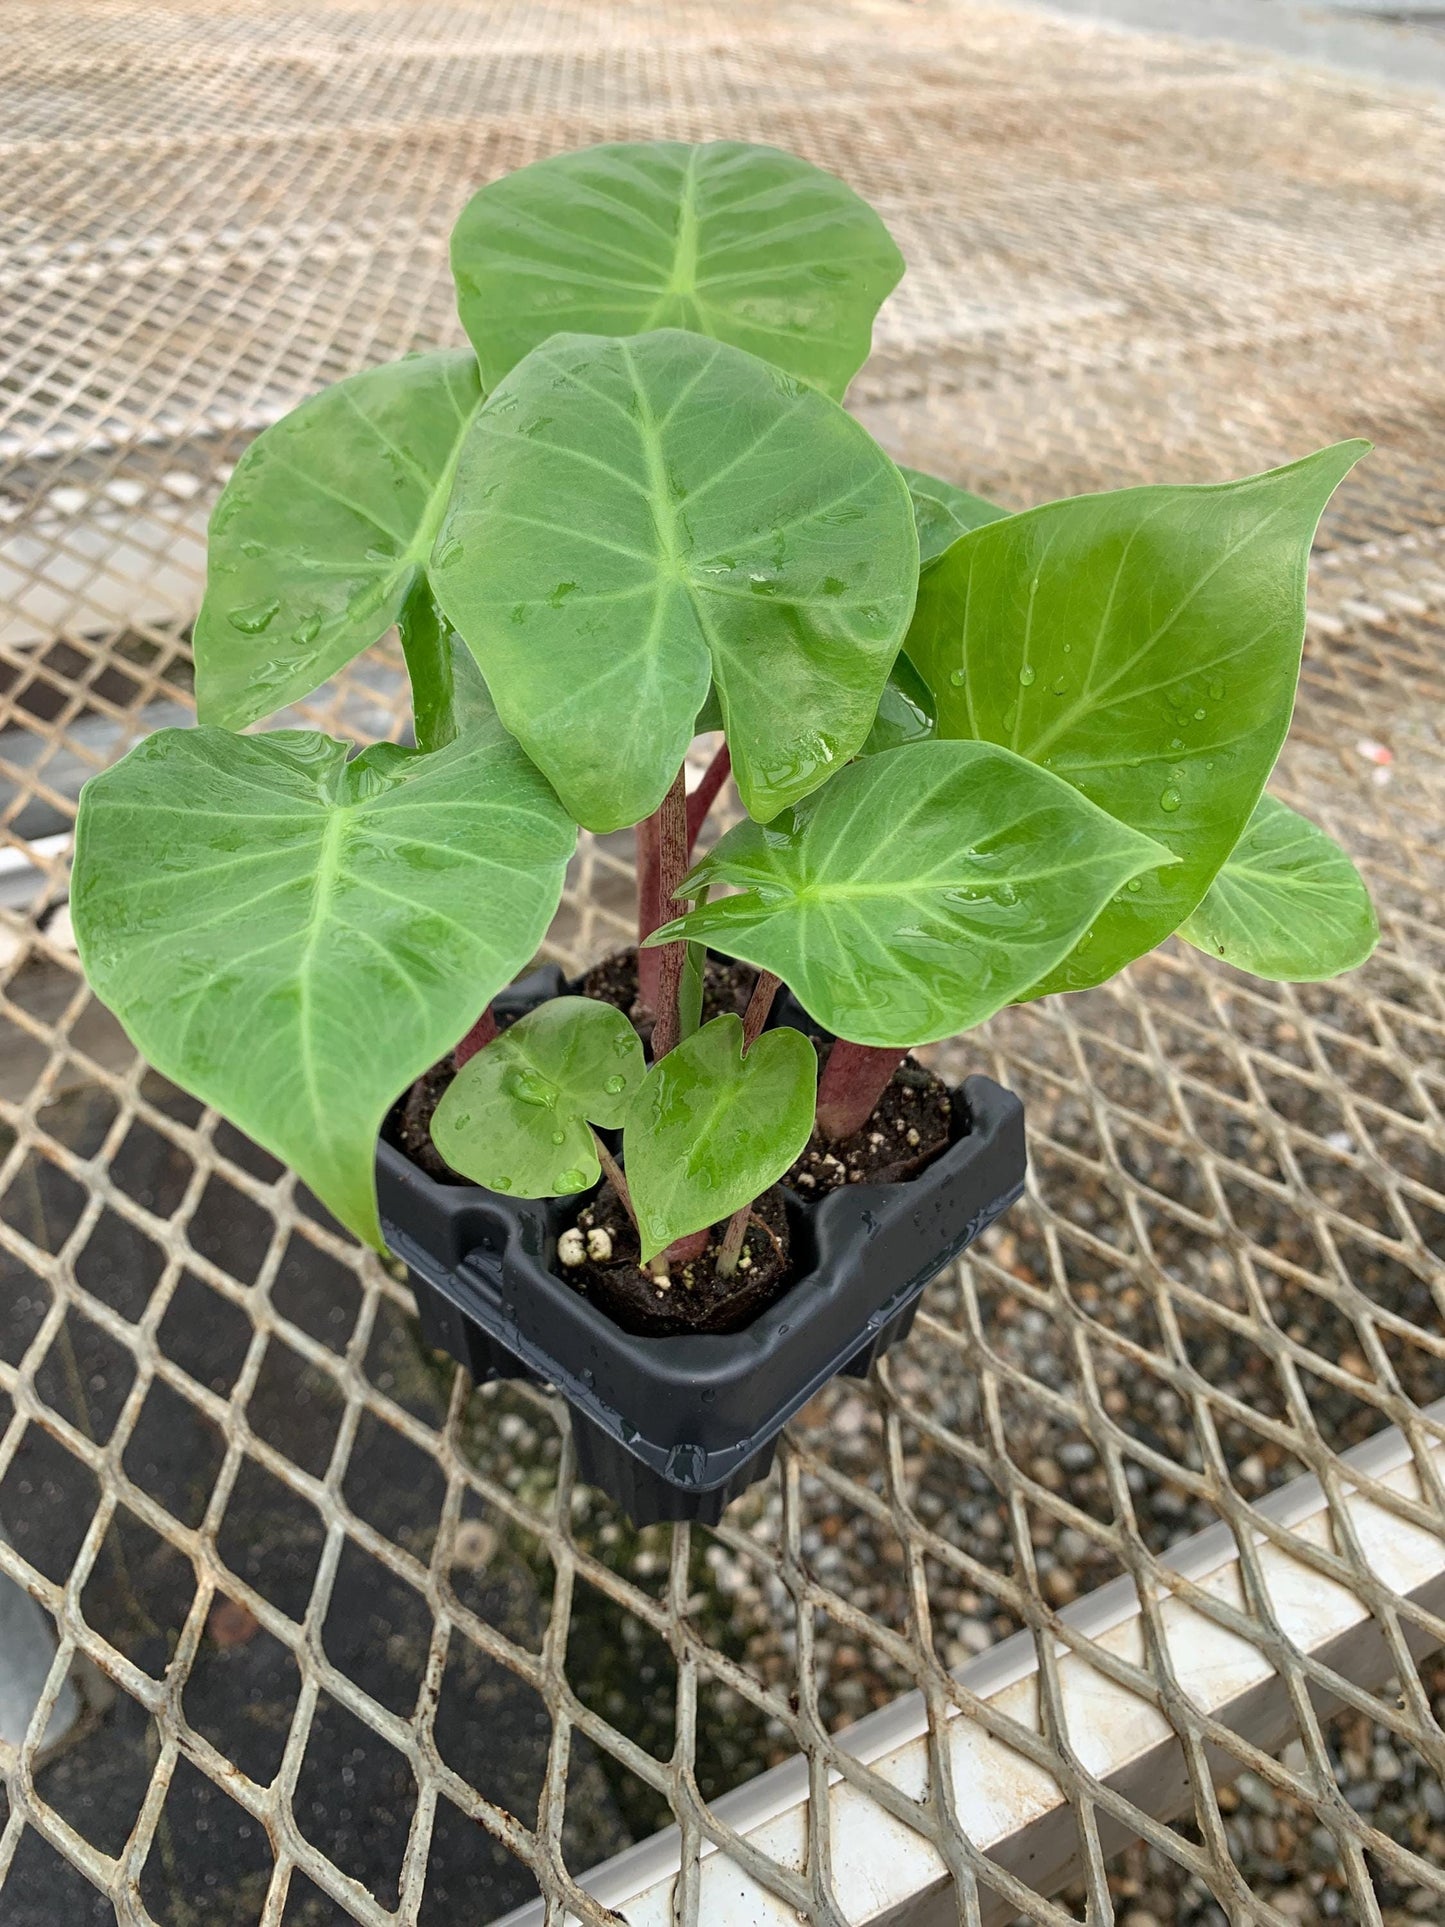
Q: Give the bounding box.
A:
[1,3,1443,1923]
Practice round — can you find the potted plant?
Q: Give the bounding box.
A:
[70,141,1378,1525]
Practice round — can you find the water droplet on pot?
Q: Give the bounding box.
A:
[1160,787,1182,812]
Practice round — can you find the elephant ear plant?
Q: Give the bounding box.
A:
[71,138,1377,1335]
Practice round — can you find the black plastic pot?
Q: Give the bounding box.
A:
[376,969,1027,1526]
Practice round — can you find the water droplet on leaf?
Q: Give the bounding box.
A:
[1160,787,1182,812]
[1018,665,1036,687]
[604,1074,626,1093]
[949,667,966,687]
[504,1066,555,1108]
[229,598,279,634]
[555,1169,586,1191]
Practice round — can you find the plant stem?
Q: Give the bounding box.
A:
[815,1041,907,1142]
[686,741,732,855]
[662,1228,710,1265]
[397,579,457,755]
[715,1204,751,1278]
[644,767,689,1059]
[453,1003,497,1066]
[589,1128,636,1230]
[740,970,781,1051]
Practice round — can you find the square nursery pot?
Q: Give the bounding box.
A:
[377,968,1027,1526]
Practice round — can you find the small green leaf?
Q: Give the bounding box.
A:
[431,328,919,832]
[1180,794,1378,980]
[71,725,574,1247]
[624,1017,817,1263]
[900,465,1009,568]
[431,998,645,1196]
[194,351,482,730]
[649,740,1172,1047]
[450,140,904,399]
[862,656,936,755]
[906,442,1368,995]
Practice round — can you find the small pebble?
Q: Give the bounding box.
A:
[585,1226,613,1262]
[557,1228,586,1267]
[906,1127,920,1146]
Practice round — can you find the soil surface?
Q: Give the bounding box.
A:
[390,1059,460,1182]
[576,947,757,1048]
[789,1050,952,1195]
[566,1182,792,1336]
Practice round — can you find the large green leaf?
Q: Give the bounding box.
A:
[900,465,1009,568]
[450,140,904,399]
[71,723,575,1247]
[906,443,1367,996]
[431,328,919,832]
[624,1016,817,1263]
[649,740,1172,1047]
[194,352,483,731]
[1179,794,1378,980]
[431,997,645,1197]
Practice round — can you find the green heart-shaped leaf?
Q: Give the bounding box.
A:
[431,328,919,832]
[450,140,904,399]
[194,351,483,730]
[650,740,1173,1047]
[900,465,1009,568]
[431,997,645,1196]
[624,1016,817,1263]
[905,442,1367,995]
[71,723,574,1247]
[1180,794,1378,980]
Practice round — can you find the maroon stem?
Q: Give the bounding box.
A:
[645,767,690,1059]
[740,970,781,1051]
[685,741,732,856]
[662,1228,710,1265]
[453,1003,498,1067]
[815,1041,907,1142]
[635,803,663,1012]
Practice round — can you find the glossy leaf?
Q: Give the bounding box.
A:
[624,1016,817,1262]
[862,655,935,756]
[901,464,1009,568]
[431,997,645,1196]
[1180,794,1378,980]
[431,328,919,831]
[906,442,1367,995]
[194,351,482,730]
[450,140,904,399]
[71,724,574,1247]
[649,740,1172,1047]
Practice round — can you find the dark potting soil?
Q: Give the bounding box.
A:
[390,1059,459,1182]
[565,1182,792,1337]
[789,1050,953,1195]
[575,947,757,1045]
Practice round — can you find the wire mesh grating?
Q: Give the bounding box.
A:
[1,2,1443,1922]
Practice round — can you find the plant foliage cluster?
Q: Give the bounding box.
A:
[72,141,1377,1261]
